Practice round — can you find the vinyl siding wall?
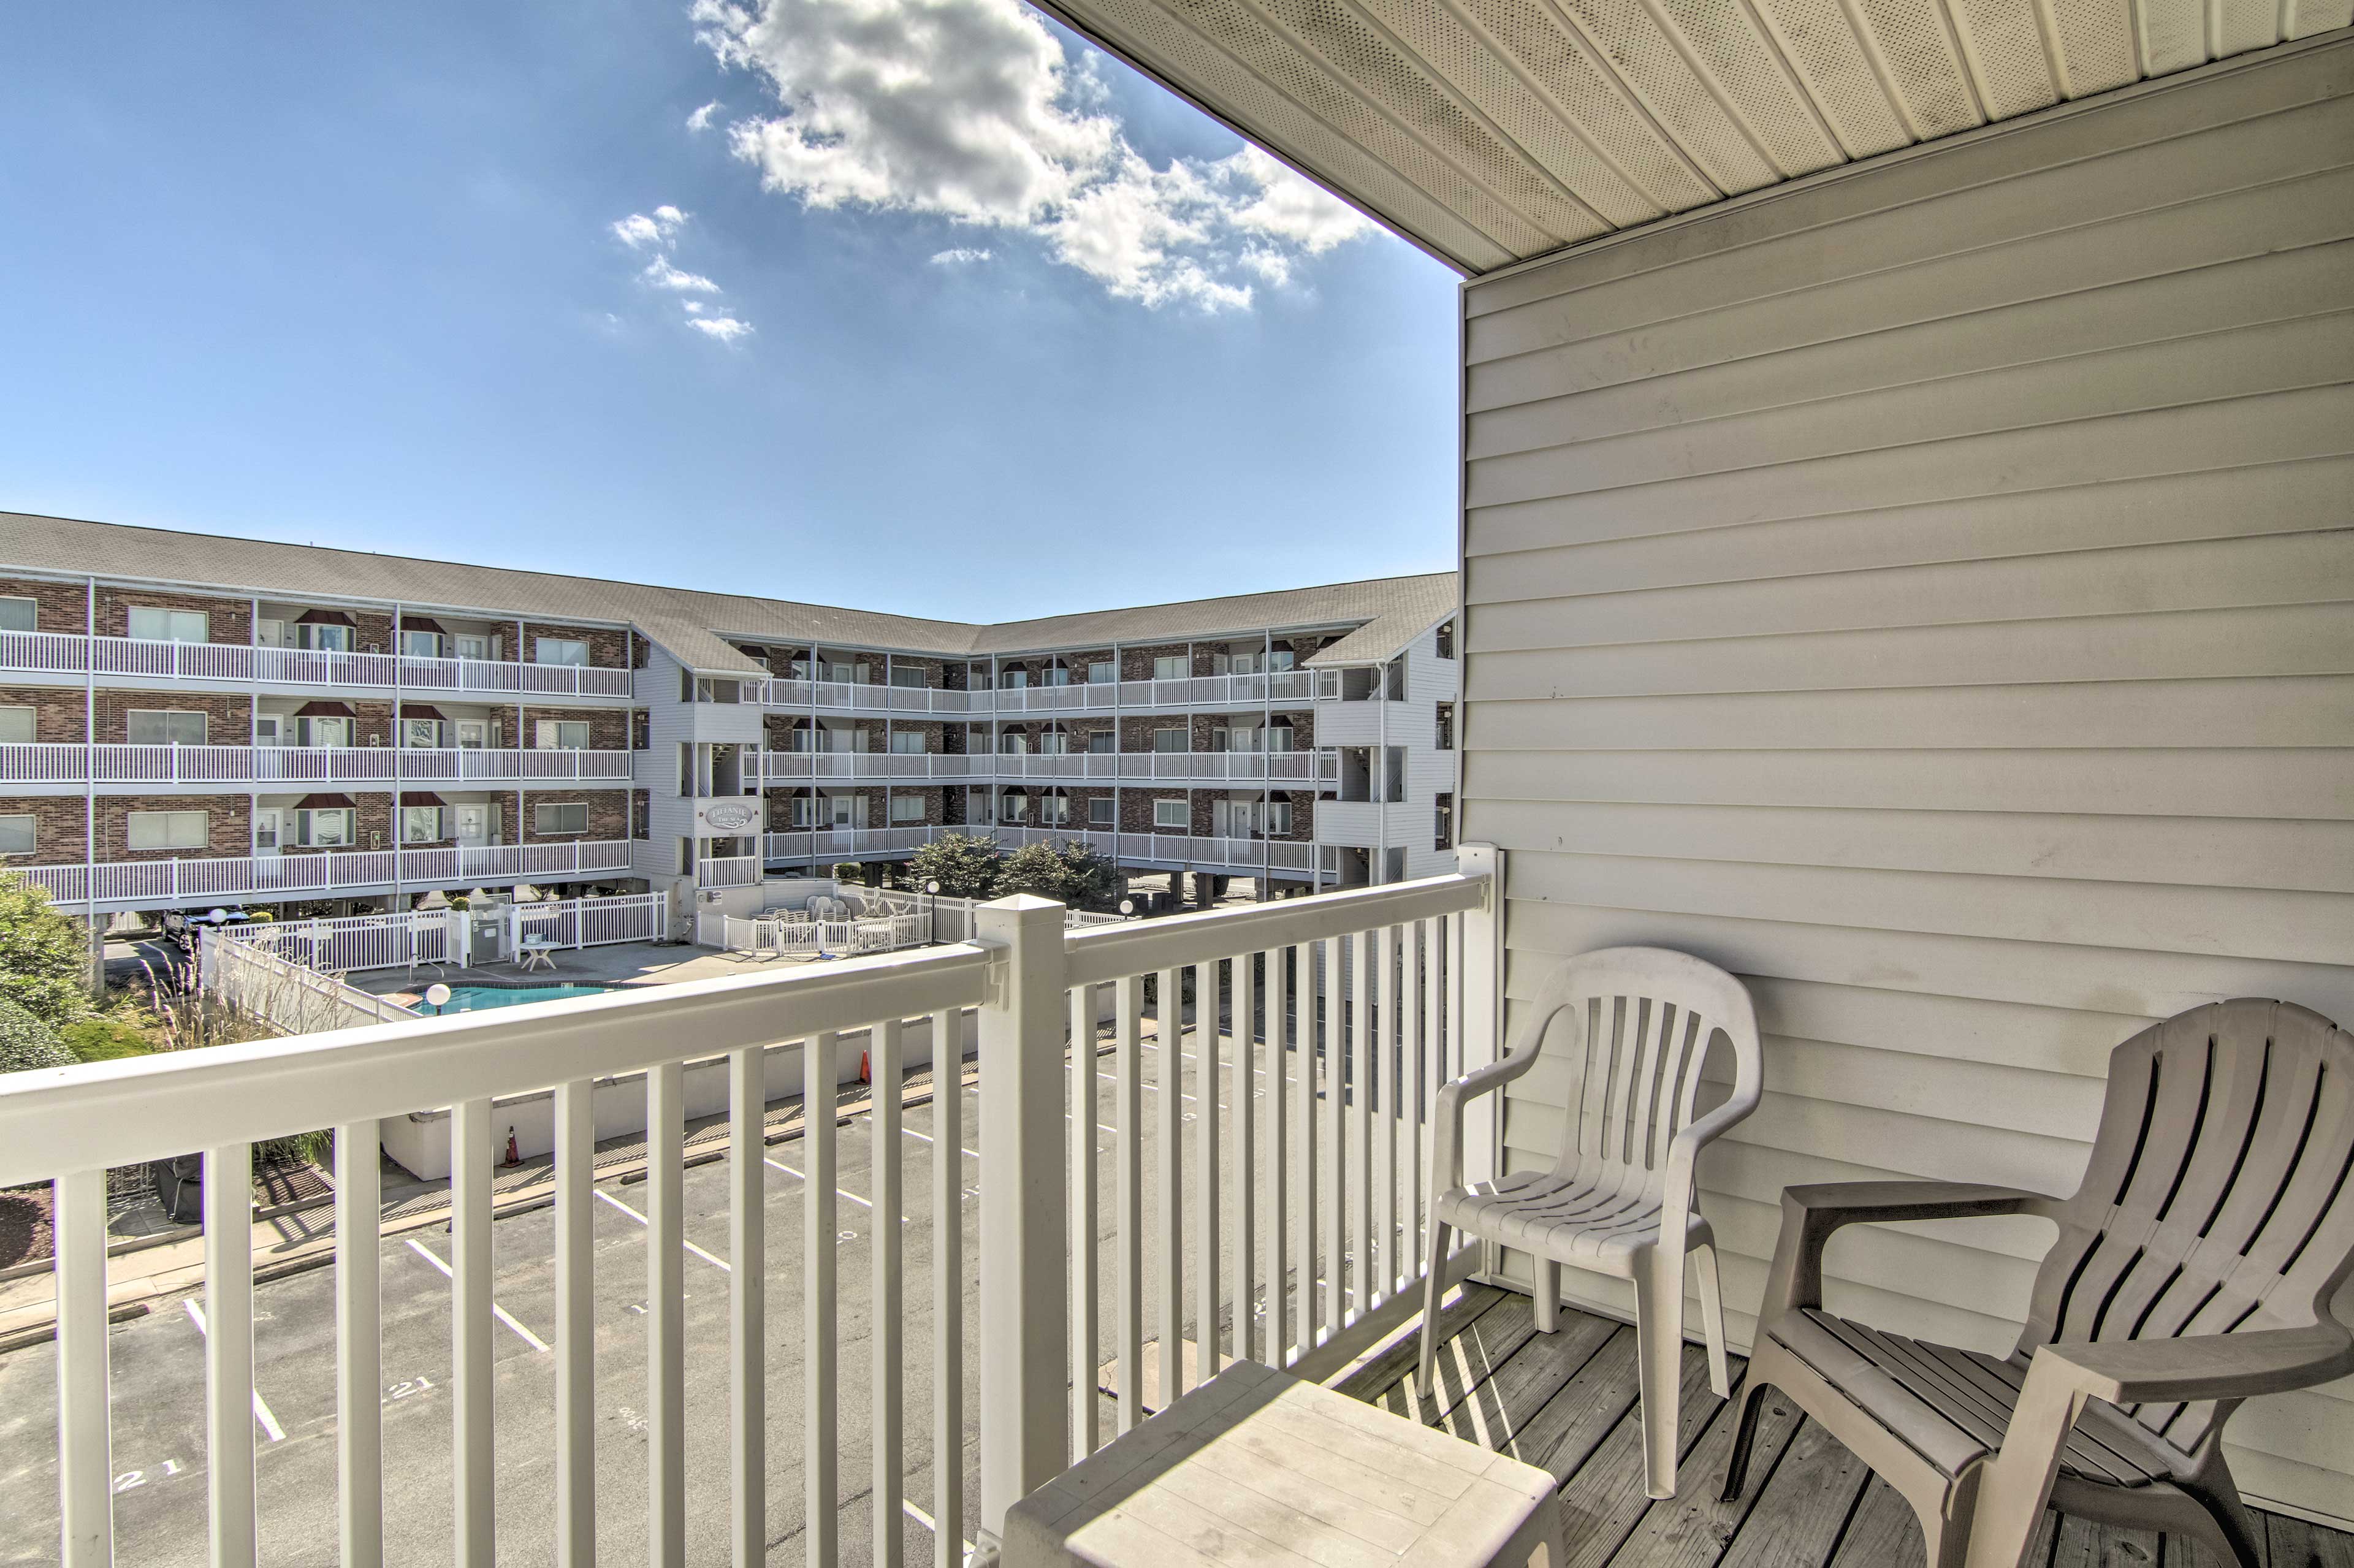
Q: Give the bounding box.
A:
[1457,37,2354,1524]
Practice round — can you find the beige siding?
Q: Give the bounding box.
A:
[1458,37,2354,1524]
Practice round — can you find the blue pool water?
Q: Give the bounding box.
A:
[434,984,609,1013]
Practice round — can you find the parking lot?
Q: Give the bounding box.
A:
[0,1025,1382,1567]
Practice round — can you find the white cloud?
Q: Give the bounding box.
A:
[611,205,688,249]
[930,247,992,265]
[642,256,722,293]
[608,204,753,342]
[687,101,723,133]
[690,0,1371,310]
[687,315,756,341]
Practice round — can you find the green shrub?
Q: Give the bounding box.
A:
[60,1015,158,1064]
[995,839,1117,908]
[0,873,91,1030]
[904,833,1003,899]
[0,996,77,1074]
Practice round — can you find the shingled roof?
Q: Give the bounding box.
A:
[0,511,1452,675]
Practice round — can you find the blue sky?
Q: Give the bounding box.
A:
[0,2,1460,622]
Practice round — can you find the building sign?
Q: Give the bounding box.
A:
[693,797,768,836]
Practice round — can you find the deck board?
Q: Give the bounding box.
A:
[1338,1292,2353,1568]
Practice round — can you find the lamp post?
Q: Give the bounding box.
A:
[424,982,451,1016]
[925,879,941,946]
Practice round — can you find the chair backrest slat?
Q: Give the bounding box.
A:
[1533,948,1761,1194]
[2021,999,2354,1455]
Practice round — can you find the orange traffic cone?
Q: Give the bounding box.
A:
[858,1049,872,1084]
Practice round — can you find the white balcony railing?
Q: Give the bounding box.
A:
[752,750,1335,785]
[748,668,1317,714]
[760,824,1317,872]
[0,630,631,697]
[17,839,634,908]
[0,742,633,785]
[1,856,1500,1566]
[696,854,763,888]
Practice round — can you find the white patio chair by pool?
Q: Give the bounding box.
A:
[1420,946,1763,1500]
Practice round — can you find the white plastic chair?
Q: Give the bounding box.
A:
[1420,946,1763,1499]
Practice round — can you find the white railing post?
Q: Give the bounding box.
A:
[973,894,1070,1536]
[1455,842,1506,1200]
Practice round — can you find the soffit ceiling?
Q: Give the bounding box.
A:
[1029,0,2354,271]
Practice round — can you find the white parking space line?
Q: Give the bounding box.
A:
[764,1157,910,1223]
[902,1497,977,1555]
[181,1299,288,1441]
[1099,1071,1194,1102]
[591,1189,733,1271]
[402,1239,556,1349]
[882,1122,980,1160]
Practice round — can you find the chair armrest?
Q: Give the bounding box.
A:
[1431,1051,1542,1197]
[1959,1320,2354,1568]
[1659,1093,1762,1243]
[1761,1182,2047,1319]
[2033,1322,2354,1406]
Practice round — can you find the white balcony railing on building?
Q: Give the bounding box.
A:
[750,668,1317,714]
[2,856,1499,1567]
[696,854,763,888]
[17,839,634,908]
[753,750,1336,785]
[0,743,633,785]
[0,631,631,698]
[761,824,1317,873]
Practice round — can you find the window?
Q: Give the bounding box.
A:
[402,806,448,843]
[1267,800,1293,837]
[129,810,208,851]
[0,707,32,744]
[129,607,209,644]
[1000,733,1029,755]
[1087,660,1114,685]
[0,597,33,633]
[1269,648,1295,672]
[1152,655,1186,681]
[891,794,926,824]
[292,809,352,848]
[403,718,443,749]
[535,720,591,750]
[535,801,589,835]
[1152,726,1186,754]
[0,815,33,854]
[1088,797,1114,827]
[1000,792,1027,821]
[1436,619,1455,660]
[1038,732,1068,755]
[1435,793,1455,851]
[1041,794,1070,826]
[536,637,588,666]
[456,721,488,750]
[1088,731,1115,754]
[889,730,928,755]
[400,630,442,658]
[1153,798,1187,830]
[789,796,818,828]
[1002,668,1027,689]
[1436,702,1455,750]
[1267,722,1295,753]
[299,716,351,748]
[454,634,492,661]
[128,710,208,745]
[891,666,928,689]
[294,622,351,652]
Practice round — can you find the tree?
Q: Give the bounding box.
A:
[905,833,1003,899]
[994,839,1117,909]
[0,873,91,1031]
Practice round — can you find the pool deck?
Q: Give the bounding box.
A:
[349,937,822,1007]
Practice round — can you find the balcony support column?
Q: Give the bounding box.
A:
[1455,843,1505,1247]
[973,893,1070,1536]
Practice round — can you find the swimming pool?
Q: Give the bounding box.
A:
[432,984,610,1013]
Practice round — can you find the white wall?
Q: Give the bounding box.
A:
[1458,38,2354,1523]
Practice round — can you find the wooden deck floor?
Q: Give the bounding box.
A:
[1327,1284,2352,1568]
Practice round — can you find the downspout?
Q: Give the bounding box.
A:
[83,576,96,953]
[391,600,404,918]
